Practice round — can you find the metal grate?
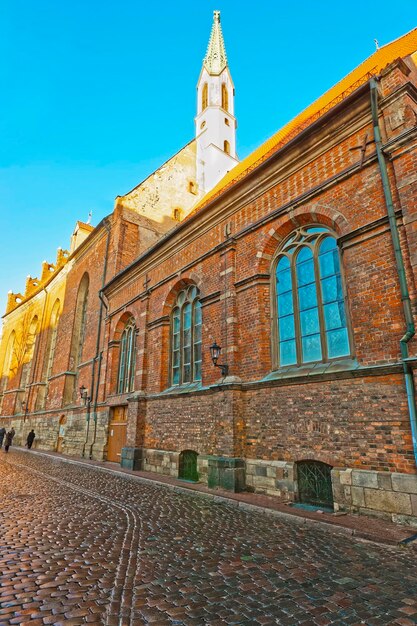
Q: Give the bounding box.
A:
[297,460,333,507]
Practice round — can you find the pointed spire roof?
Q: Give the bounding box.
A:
[190,26,417,217]
[203,10,228,75]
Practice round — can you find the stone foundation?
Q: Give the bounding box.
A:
[142,448,180,477]
[207,456,245,492]
[121,447,143,471]
[139,448,210,484]
[1,409,109,460]
[245,460,296,499]
[332,468,417,527]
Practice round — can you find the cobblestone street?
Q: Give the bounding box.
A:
[0,450,416,625]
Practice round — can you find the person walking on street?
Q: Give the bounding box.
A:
[4,430,13,453]
[26,430,35,450]
[0,427,6,448]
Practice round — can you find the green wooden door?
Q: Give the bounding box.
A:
[179,450,198,482]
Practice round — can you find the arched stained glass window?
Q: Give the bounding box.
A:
[0,331,15,393]
[171,286,202,385]
[275,226,350,367]
[64,273,89,405]
[46,300,61,380]
[117,318,136,394]
[20,315,39,389]
[37,300,61,410]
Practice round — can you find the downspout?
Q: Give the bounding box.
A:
[88,218,111,459]
[370,77,417,464]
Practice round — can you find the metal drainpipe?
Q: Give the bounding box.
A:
[88,218,111,459]
[370,77,417,464]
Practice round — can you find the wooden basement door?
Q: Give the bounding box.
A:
[107,406,127,462]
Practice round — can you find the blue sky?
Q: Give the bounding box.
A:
[1,0,416,317]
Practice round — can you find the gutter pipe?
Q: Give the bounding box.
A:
[370,77,417,464]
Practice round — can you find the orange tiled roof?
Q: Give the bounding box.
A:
[191,27,417,216]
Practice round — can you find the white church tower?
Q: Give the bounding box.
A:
[196,11,238,193]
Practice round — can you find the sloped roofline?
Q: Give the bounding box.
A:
[103,78,372,296]
[187,26,417,219]
[118,138,196,199]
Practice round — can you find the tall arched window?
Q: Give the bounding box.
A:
[0,331,15,393]
[20,315,39,389]
[221,83,229,111]
[0,331,15,412]
[64,273,89,405]
[171,286,202,385]
[274,226,350,367]
[202,83,208,111]
[224,140,230,155]
[37,299,60,410]
[16,315,39,414]
[46,301,60,380]
[117,318,136,394]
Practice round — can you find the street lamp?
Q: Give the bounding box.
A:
[209,341,229,377]
[79,385,91,406]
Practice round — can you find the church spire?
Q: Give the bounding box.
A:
[203,10,228,75]
[195,11,238,194]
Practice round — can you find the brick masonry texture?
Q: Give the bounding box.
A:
[1,55,417,523]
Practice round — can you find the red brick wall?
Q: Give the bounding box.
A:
[134,371,415,473]
[4,56,417,477]
[102,60,417,474]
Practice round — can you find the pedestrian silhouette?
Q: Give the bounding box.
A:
[0,426,6,448]
[26,430,35,450]
[4,429,14,453]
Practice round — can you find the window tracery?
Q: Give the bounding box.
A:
[117,318,136,394]
[274,226,350,367]
[171,286,202,385]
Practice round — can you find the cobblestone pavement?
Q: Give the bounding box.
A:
[0,450,416,626]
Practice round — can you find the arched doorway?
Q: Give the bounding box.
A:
[56,415,66,453]
[297,460,333,508]
[178,450,199,482]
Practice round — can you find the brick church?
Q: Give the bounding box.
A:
[2,12,417,525]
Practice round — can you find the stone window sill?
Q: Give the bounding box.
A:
[159,382,203,395]
[263,358,360,382]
